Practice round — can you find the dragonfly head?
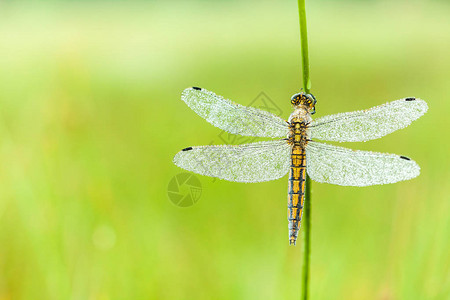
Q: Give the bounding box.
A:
[291,92,316,114]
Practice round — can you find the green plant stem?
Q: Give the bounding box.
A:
[298,0,311,94]
[301,176,311,300]
[297,0,312,299]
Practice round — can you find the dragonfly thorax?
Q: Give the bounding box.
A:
[288,108,311,147]
[288,107,312,124]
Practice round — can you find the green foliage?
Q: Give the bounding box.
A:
[0,2,448,299]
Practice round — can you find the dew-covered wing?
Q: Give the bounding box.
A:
[173,140,291,183]
[309,98,428,142]
[305,141,420,186]
[181,87,289,138]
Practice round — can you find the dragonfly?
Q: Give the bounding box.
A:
[173,87,428,245]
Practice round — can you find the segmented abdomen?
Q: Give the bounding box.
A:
[287,145,306,245]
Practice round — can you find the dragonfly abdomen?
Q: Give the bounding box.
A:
[288,145,306,245]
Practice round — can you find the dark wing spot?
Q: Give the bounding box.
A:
[405,97,416,101]
[182,147,193,151]
[400,155,411,160]
[192,87,201,90]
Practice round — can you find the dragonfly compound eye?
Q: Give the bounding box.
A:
[291,93,306,106]
[305,94,316,104]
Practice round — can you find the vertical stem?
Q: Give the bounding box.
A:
[297,0,312,299]
[301,176,311,300]
[298,0,311,94]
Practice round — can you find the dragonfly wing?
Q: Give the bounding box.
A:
[181,87,289,138]
[309,98,428,142]
[305,141,420,186]
[173,140,291,183]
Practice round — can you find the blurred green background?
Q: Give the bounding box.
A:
[0,0,448,299]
